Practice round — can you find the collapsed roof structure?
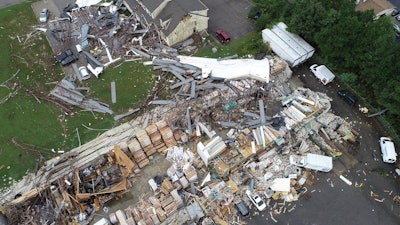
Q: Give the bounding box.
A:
[124,0,209,46]
[0,37,360,223]
[0,1,363,224]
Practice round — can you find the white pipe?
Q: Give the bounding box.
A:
[339,175,352,186]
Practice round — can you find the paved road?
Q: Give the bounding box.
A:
[389,0,400,8]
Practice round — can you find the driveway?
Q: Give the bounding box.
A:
[201,0,254,41]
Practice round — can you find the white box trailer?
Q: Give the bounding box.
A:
[309,64,335,85]
[262,22,314,67]
[290,153,333,172]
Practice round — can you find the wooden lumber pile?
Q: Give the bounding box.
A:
[148,195,166,222]
[115,210,128,225]
[147,207,160,225]
[155,208,167,222]
[160,195,177,218]
[136,129,156,157]
[128,138,149,169]
[146,124,166,153]
[156,120,177,150]
[131,207,142,223]
[183,165,198,182]
[160,178,174,195]
[170,189,183,208]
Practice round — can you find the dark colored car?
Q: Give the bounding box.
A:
[392,8,399,16]
[338,90,357,106]
[216,29,231,44]
[55,49,78,66]
[253,11,261,20]
[61,54,78,66]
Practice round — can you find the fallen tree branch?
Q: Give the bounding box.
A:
[0,69,20,89]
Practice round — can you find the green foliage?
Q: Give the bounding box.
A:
[254,14,270,31]
[338,72,357,86]
[253,0,400,138]
[195,33,267,58]
[241,33,270,55]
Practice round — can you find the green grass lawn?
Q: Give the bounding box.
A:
[195,32,266,58]
[0,1,155,190]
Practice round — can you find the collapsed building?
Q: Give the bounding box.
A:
[0,41,360,223]
[0,1,362,225]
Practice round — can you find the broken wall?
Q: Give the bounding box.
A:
[165,11,208,46]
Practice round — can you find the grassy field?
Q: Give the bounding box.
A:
[0,1,155,189]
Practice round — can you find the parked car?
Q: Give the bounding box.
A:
[253,11,262,20]
[39,8,49,23]
[392,8,399,16]
[79,66,90,80]
[245,190,266,211]
[55,49,78,66]
[379,137,397,163]
[55,49,74,63]
[396,14,400,21]
[216,29,231,44]
[338,90,357,106]
[61,54,78,66]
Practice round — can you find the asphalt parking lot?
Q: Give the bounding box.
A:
[201,0,254,41]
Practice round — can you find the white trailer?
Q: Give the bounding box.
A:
[262,22,314,67]
[309,64,335,85]
[290,153,333,172]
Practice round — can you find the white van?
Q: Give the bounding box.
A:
[310,64,335,85]
[379,137,397,163]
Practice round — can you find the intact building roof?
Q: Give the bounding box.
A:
[355,0,395,16]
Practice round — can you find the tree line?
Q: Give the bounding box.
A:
[250,0,400,136]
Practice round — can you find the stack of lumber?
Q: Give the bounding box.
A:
[146,124,166,153]
[183,165,198,182]
[170,189,183,208]
[156,120,177,149]
[138,201,154,225]
[148,196,166,222]
[155,208,166,222]
[128,138,149,169]
[118,141,129,152]
[160,195,177,218]
[160,179,174,195]
[147,207,160,225]
[131,207,142,223]
[137,129,156,156]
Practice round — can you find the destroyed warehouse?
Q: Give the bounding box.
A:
[0,1,364,225]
